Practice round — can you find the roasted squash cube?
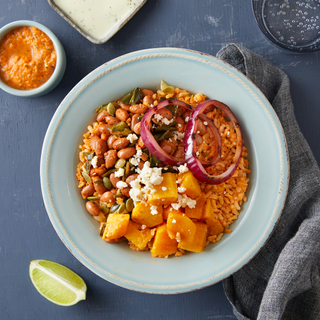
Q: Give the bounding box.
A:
[103,213,130,240]
[124,221,154,250]
[167,211,196,242]
[132,202,163,228]
[151,224,178,257]
[178,222,208,253]
[148,173,178,206]
[201,198,214,221]
[185,192,206,219]
[178,170,202,199]
[162,205,184,220]
[207,218,224,236]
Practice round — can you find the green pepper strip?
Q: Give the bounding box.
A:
[129,88,142,105]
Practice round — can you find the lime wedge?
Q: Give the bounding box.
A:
[29,259,87,306]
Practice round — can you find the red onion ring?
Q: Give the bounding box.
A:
[140,99,193,166]
[184,100,243,184]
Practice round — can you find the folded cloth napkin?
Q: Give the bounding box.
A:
[216,44,320,320]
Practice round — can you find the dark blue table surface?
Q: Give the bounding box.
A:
[1,1,319,319]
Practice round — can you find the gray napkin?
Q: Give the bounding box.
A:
[216,44,320,320]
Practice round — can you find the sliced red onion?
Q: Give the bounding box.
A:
[140,99,193,166]
[184,100,243,184]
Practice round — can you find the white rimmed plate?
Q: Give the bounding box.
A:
[40,47,289,294]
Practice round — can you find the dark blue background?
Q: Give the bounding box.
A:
[0,1,319,319]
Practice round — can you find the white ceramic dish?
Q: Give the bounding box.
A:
[0,20,66,97]
[48,0,147,44]
[40,47,289,294]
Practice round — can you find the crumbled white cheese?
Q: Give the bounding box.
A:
[178,187,186,193]
[141,224,147,230]
[127,133,138,143]
[173,131,185,141]
[114,168,124,177]
[196,151,200,156]
[197,131,200,134]
[203,121,208,126]
[130,149,143,166]
[129,161,163,204]
[91,156,98,168]
[171,194,197,210]
[172,219,176,223]
[177,164,189,173]
[153,113,174,125]
[185,116,189,122]
[162,186,167,191]
[150,206,158,215]
[130,157,140,166]
[116,181,128,189]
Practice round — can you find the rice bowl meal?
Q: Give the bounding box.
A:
[76,80,250,258]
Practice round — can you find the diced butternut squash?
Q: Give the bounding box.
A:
[178,222,208,253]
[151,224,178,257]
[162,205,184,220]
[124,221,154,250]
[201,198,215,221]
[167,211,196,242]
[185,192,206,219]
[103,213,130,240]
[148,173,178,206]
[131,202,163,228]
[207,218,224,236]
[178,171,202,199]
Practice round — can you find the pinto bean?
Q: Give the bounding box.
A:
[143,95,153,106]
[129,104,149,114]
[131,114,140,131]
[104,150,118,169]
[107,135,117,149]
[86,201,100,216]
[119,103,131,111]
[117,147,136,159]
[141,89,155,97]
[196,119,207,135]
[133,122,141,135]
[174,147,185,159]
[160,140,177,156]
[138,160,145,170]
[176,116,185,132]
[109,173,121,188]
[100,191,116,204]
[81,184,95,199]
[94,138,107,158]
[157,108,173,120]
[115,108,129,122]
[195,133,203,146]
[121,187,131,198]
[137,136,146,149]
[112,137,130,150]
[182,110,192,120]
[96,110,110,122]
[125,173,139,185]
[91,176,107,195]
[104,237,125,243]
[90,166,107,177]
[93,123,111,137]
[105,116,119,125]
[89,135,99,150]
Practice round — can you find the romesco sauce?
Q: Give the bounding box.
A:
[0,26,56,90]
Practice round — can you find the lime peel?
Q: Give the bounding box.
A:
[29,259,87,306]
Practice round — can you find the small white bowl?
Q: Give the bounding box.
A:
[0,20,66,97]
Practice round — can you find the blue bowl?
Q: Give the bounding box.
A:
[0,20,66,97]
